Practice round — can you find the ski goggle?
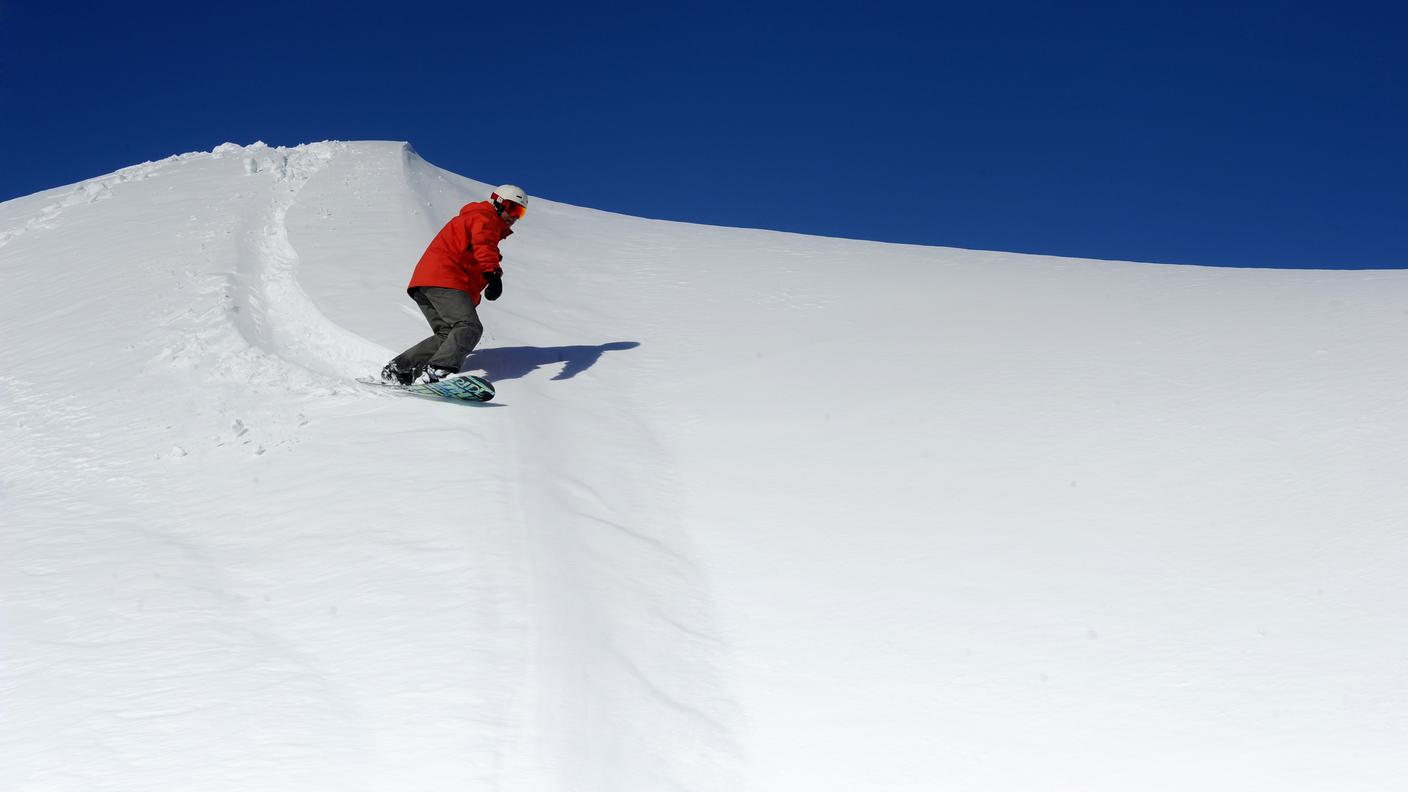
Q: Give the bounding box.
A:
[501,200,527,221]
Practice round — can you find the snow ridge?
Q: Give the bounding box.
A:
[6,140,1408,792]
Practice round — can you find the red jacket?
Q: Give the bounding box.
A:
[407,201,513,305]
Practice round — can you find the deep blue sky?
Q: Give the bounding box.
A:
[2,1,1404,268]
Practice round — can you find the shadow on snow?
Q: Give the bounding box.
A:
[462,341,641,382]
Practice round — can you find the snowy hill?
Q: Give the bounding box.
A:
[3,141,1407,791]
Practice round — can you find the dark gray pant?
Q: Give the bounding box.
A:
[392,287,484,372]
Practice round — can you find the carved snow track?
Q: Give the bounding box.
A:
[224,142,386,385]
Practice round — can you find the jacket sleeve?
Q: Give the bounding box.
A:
[467,213,504,276]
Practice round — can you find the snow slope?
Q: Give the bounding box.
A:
[2,141,1407,791]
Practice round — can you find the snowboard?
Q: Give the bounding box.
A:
[356,373,496,402]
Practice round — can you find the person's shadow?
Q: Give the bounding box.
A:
[462,342,641,382]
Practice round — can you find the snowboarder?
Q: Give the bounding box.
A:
[380,185,528,385]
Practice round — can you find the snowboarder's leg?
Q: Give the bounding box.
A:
[419,287,483,372]
[391,287,457,373]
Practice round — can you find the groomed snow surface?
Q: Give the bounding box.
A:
[2,141,1406,791]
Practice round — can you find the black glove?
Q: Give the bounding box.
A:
[484,270,503,301]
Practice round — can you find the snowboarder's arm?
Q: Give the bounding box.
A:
[467,213,504,277]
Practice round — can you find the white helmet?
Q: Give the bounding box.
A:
[491,184,528,223]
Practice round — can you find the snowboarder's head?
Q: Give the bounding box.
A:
[491,185,528,226]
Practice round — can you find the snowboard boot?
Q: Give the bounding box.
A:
[381,361,414,386]
[415,365,459,385]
